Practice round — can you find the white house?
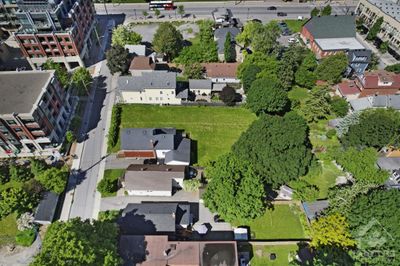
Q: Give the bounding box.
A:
[122,164,186,197]
[189,79,212,96]
[118,72,188,105]
[124,44,146,56]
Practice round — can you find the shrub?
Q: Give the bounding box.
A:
[97,177,119,196]
[326,129,336,139]
[15,228,36,247]
[0,172,9,184]
[219,86,236,106]
[290,180,319,201]
[330,96,349,117]
[9,164,32,181]
[98,210,121,222]
[17,212,34,231]
[107,105,122,149]
[183,179,201,192]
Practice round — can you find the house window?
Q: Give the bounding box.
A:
[160,91,163,94]
[160,97,163,101]
[7,120,16,125]
[155,97,159,101]
[140,97,142,101]
[171,91,174,95]
[149,97,152,101]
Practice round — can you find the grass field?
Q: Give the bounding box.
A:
[284,19,306,33]
[238,204,308,240]
[113,105,256,165]
[250,244,298,266]
[101,169,125,197]
[0,213,18,246]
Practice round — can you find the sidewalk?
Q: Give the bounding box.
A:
[356,33,399,68]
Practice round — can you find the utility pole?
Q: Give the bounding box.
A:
[134,9,137,19]
[247,8,249,19]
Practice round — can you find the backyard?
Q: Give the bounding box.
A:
[111,105,256,165]
[0,213,18,246]
[250,244,299,266]
[238,204,309,240]
[283,19,306,33]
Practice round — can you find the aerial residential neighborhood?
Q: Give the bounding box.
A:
[0,0,400,265]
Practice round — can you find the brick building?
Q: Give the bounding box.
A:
[301,15,371,75]
[0,70,74,157]
[14,0,96,70]
[0,0,19,38]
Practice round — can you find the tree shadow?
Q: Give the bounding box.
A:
[117,210,158,235]
[119,235,148,265]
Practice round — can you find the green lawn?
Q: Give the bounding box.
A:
[113,105,256,165]
[238,204,308,240]
[0,213,18,246]
[284,19,306,33]
[251,244,298,266]
[101,169,125,197]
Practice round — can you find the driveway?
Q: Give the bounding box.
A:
[196,200,233,232]
[100,190,199,211]
[0,235,41,266]
[105,154,144,169]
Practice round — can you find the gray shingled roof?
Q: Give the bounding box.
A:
[34,191,59,224]
[377,157,400,170]
[165,138,191,164]
[373,95,388,107]
[350,97,372,111]
[121,128,177,151]
[189,79,212,90]
[302,200,329,220]
[0,70,52,114]
[303,15,356,39]
[214,27,240,53]
[118,203,191,234]
[118,72,176,91]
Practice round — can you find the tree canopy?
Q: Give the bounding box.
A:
[321,5,332,16]
[72,67,93,95]
[236,20,262,47]
[0,187,36,218]
[31,218,121,266]
[232,112,312,188]
[335,147,389,184]
[203,153,265,222]
[366,17,383,41]
[385,63,400,74]
[224,32,235,62]
[341,109,400,148]
[277,45,308,90]
[153,23,183,60]
[237,52,278,82]
[241,64,261,93]
[242,21,280,54]
[300,86,331,122]
[219,86,237,106]
[310,213,356,248]
[246,78,289,115]
[35,167,69,194]
[106,45,130,74]
[346,189,400,265]
[111,25,142,47]
[330,96,349,117]
[315,53,348,84]
[295,52,317,88]
[184,62,204,79]
[9,164,32,182]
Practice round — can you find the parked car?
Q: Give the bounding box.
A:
[277,12,287,17]
[213,215,225,223]
[282,29,291,36]
[297,15,304,20]
[267,6,277,10]
[288,37,298,43]
[251,18,262,23]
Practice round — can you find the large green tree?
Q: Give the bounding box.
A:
[295,52,317,88]
[203,153,265,222]
[153,23,183,60]
[9,164,32,182]
[241,64,261,93]
[342,109,400,148]
[336,147,389,184]
[300,86,331,122]
[251,21,281,54]
[232,112,312,188]
[111,25,142,47]
[330,96,349,117]
[219,86,236,106]
[106,45,130,74]
[0,187,36,218]
[237,52,279,82]
[42,59,69,88]
[184,62,204,79]
[224,32,235,62]
[35,167,69,194]
[346,189,400,265]
[246,78,289,115]
[236,20,263,47]
[30,159,48,177]
[71,67,93,95]
[31,218,121,266]
[315,53,348,84]
[321,5,332,16]
[366,17,383,40]
[277,45,308,90]
[310,213,356,248]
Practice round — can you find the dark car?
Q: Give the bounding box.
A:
[267,6,277,10]
[213,215,225,223]
[282,29,291,36]
[251,18,262,23]
[277,12,287,17]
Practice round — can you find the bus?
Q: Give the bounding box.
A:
[149,0,174,10]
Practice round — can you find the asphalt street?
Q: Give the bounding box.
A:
[95,2,356,21]
[68,18,114,220]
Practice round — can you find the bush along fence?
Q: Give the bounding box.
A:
[107,104,122,150]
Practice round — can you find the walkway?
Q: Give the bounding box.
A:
[0,235,41,266]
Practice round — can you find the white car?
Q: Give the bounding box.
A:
[298,15,304,20]
[288,37,298,43]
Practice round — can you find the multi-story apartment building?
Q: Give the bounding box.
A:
[356,0,400,59]
[0,0,19,37]
[0,70,74,157]
[14,0,96,70]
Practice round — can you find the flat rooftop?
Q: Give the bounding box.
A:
[315,37,365,51]
[0,70,53,114]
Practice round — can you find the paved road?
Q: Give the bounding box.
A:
[95,1,356,22]
[68,19,114,220]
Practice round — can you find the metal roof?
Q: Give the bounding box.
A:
[303,15,356,39]
[34,191,59,224]
[189,79,212,90]
[118,72,176,91]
